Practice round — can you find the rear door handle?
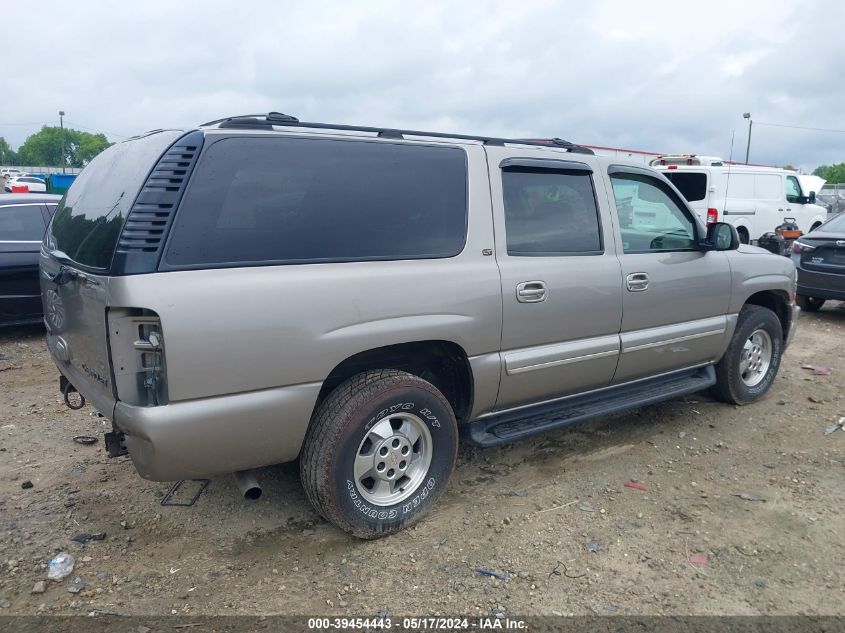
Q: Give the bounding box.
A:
[626,272,649,292]
[516,281,547,303]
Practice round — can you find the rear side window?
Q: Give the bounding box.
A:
[0,204,45,241]
[48,130,183,270]
[164,137,468,267]
[663,172,707,202]
[502,169,602,255]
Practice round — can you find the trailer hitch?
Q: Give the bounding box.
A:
[59,375,85,410]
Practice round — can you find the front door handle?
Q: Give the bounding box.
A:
[626,272,649,292]
[516,281,547,303]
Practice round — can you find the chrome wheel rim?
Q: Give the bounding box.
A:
[354,412,432,506]
[739,328,772,387]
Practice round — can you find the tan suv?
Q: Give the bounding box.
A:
[41,113,800,538]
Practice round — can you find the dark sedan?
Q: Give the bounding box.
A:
[792,212,845,312]
[0,193,62,326]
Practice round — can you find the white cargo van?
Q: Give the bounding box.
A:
[652,155,827,243]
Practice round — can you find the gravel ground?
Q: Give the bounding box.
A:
[0,307,843,617]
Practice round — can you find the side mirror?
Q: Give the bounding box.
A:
[704,222,740,251]
[808,191,816,204]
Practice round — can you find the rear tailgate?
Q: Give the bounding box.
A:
[41,259,115,412]
[800,237,845,273]
[40,129,184,413]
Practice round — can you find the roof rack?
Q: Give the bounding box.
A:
[200,112,594,154]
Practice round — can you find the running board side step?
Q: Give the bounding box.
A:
[466,366,716,447]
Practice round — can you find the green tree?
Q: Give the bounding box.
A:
[0,137,17,165]
[75,132,111,165]
[812,163,845,184]
[15,126,111,168]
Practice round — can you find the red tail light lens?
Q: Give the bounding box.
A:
[706,208,718,224]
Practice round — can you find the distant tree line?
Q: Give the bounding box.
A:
[813,163,845,184]
[0,126,112,167]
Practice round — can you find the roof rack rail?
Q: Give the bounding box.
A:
[200,113,594,154]
[201,112,301,129]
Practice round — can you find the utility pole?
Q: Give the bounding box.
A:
[743,112,752,164]
[59,110,66,173]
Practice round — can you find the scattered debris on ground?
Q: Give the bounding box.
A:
[1,309,844,616]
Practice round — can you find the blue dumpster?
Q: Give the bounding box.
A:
[48,173,77,194]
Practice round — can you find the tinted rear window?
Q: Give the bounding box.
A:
[663,172,707,202]
[47,130,182,270]
[164,136,468,267]
[0,204,45,241]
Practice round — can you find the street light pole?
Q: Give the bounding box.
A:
[59,110,66,174]
[743,112,752,164]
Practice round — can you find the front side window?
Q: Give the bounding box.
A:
[786,175,803,204]
[165,137,468,267]
[502,169,602,255]
[0,205,46,241]
[610,172,697,253]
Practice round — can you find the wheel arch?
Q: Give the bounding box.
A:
[734,223,751,243]
[743,290,791,341]
[312,340,474,425]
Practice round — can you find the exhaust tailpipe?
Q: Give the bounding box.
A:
[233,470,262,500]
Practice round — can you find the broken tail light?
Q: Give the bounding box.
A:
[109,309,168,406]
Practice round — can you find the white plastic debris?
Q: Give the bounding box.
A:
[47,553,75,581]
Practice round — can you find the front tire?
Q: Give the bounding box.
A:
[300,370,458,539]
[797,294,825,312]
[712,305,783,405]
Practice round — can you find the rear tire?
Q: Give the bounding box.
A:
[712,305,783,405]
[300,370,458,539]
[797,294,825,312]
[737,228,750,245]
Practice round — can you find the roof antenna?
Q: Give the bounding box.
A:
[724,130,735,203]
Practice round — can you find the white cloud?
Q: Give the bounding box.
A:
[1,0,843,170]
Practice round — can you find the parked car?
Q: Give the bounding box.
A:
[5,175,47,193]
[792,211,845,311]
[1,168,25,180]
[651,155,827,244]
[41,114,799,538]
[0,193,61,326]
[816,189,845,215]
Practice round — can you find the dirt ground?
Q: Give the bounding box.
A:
[0,307,843,618]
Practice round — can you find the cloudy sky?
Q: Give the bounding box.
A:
[2,0,843,170]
